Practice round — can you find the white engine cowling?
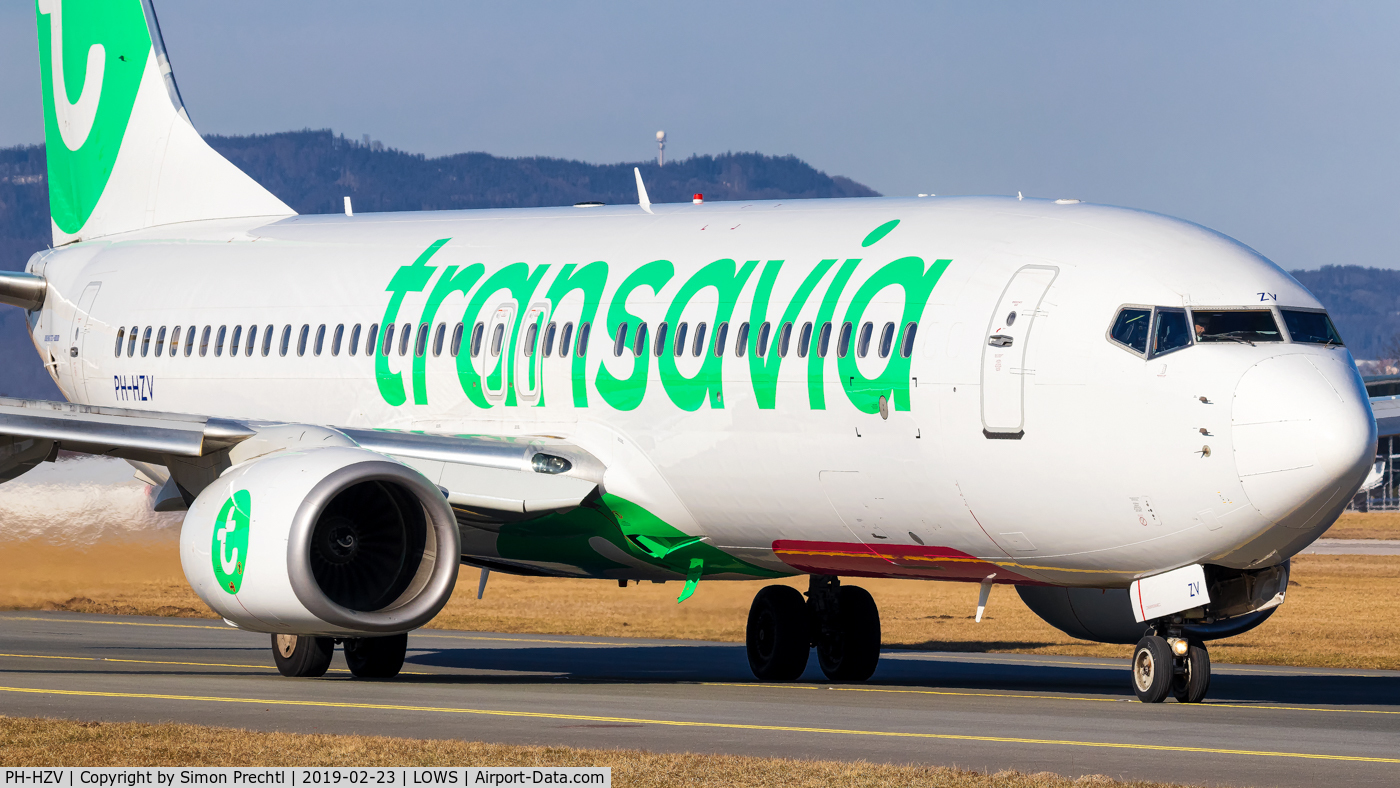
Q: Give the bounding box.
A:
[180,446,460,636]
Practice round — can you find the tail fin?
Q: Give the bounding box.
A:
[35,0,294,245]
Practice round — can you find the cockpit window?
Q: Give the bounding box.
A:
[1280,310,1344,346]
[1191,310,1282,344]
[1110,308,1151,354]
[1152,309,1191,356]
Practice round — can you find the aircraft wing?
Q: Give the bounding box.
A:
[1371,395,1400,438]
[0,396,599,517]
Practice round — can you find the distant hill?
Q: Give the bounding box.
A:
[0,130,879,399]
[1287,266,1400,361]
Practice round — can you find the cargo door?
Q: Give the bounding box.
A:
[980,265,1057,436]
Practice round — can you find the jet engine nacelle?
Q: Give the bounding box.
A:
[1017,563,1289,644]
[180,446,460,636]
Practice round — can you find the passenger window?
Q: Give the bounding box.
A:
[653,322,668,357]
[128,326,138,357]
[542,322,556,357]
[692,322,707,357]
[576,322,590,356]
[613,322,628,357]
[735,322,749,357]
[382,323,395,357]
[399,322,412,356]
[1152,309,1190,356]
[263,324,274,357]
[1280,310,1344,345]
[280,325,291,357]
[713,322,728,357]
[818,321,832,358]
[778,322,792,358]
[559,322,573,358]
[154,327,166,357]
[169,325,180,357]
[199,326,211,357]
[115,328,125,357]
[470,322,485,358]
[245,325,257,357]
[298,324,310,357]
[365,323,378,356]
[797,322,812,358]
[878,322,895,358]
[413,323,427,357]
[141,326,152,357]
[215,326,227,357]
[229,326,242,358]
[431,323,444,357]
[490,323,505,356]
[315,324,327,356]
[523,321,539,357]
[856,322,873,358]
[756,322,771,357]
[1191,310,1281,344]
[333,324,345,356]
[673,322,689,356]
[1109,308,1151,354]
[837,322,852,358]
[349,324,361,356]
[634,322,649,357]
[451,322,465,357]
[185,326,196,357]
[900,322,918,358]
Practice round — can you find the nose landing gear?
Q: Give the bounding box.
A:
[745,575,882,683]
[1132,628,1211,703]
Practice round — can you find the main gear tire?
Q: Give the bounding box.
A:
[344,633,409,679]
[816,585,881,682]
[746,585,811,681]
[271,634,333,678]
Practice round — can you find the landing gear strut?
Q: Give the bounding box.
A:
[1132,623,1211,703]
[745,575,881,683]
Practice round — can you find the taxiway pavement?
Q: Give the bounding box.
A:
[1,612,1397,787]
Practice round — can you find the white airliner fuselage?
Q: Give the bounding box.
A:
[26,196,1374,588]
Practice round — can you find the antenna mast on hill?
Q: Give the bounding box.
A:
[656,131,666,167]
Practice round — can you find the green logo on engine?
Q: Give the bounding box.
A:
[212,490,251,594]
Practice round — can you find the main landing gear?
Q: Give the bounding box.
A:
[1131,627,1211,703]
[271,633,409,679]
[746,575,881,683]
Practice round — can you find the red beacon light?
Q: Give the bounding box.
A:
[693,193,704,204]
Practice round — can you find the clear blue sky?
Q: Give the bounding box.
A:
[3,1,1397,271]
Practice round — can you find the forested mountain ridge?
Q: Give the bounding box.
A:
[0,130,879,399]
[1287,266,1400,361]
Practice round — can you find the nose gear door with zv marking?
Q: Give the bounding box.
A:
[980,265,1058,437]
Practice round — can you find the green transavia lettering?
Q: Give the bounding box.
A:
[376,222,950,411]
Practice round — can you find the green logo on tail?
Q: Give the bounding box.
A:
[35,0,152,234]
[212,490,251,594]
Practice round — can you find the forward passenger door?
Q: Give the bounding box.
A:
[980,265,1058,436]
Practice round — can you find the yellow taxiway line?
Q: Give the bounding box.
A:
[0,684,1395,764]
[0,652,433,677]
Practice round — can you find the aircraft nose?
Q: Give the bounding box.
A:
[1231,353,1376,530]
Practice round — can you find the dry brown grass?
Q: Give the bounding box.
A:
[0,716,1187,787]
[3,538,1399,670]
[1324,511,1400,540]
